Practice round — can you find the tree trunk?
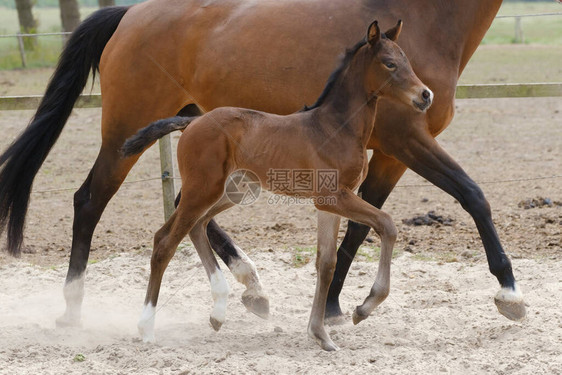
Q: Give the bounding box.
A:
[99,0,116,7]
[15,0,37,50]
[59,0,81,33]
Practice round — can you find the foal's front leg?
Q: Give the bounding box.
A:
[308,211,341,351]
[317,189,397,325]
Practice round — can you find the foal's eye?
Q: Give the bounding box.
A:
[384,62,396,70]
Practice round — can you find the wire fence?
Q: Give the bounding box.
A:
[1,8,561,216]
[1,10,561,67]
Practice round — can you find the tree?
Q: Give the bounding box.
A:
[59,0,81,33]
[99,0,116,7]
[15,0,37,50]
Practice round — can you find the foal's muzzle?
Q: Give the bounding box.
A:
[413,88,433,112]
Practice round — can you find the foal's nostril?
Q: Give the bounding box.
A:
[422,89,431,102]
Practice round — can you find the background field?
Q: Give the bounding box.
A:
[0,1,561,69]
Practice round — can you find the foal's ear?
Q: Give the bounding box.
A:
[384,20,403,41]
[367,20,381,45]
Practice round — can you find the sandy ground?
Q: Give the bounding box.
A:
[0,91,561,372]
[1,251,561,375]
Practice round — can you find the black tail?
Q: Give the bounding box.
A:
[121,116,197,158]
[0,6,129,256]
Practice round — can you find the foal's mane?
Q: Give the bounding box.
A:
[301,38,368,112]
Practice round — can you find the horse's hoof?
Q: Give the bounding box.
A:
[494,287,526,321]
[241,291,270,319]
[140,332,156,343]
[494,289,527,322]
[352,308,369,325]
[209,316,223,332]
[137,325,156,343]
[320,339,340,352]
[55,314,82,328]
[308,328,340,351]
[325,313,346,326]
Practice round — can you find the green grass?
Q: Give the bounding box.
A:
[460,45,562,84]
[293,246,316,267]
[483,2,562,45]
[1,2,561,70]
[0,7,97,69]
[357,246,379,262]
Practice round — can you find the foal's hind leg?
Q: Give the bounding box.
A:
[317,189,397,325]
[138,195,219,342]
[200,194,269,319]
[175,192,269,318]
[189,221,230,332]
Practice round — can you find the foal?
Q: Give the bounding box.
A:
[123,20,432,351]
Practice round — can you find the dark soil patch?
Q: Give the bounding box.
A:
[402,211,455,227]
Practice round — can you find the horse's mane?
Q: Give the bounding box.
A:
[301,38,367,112]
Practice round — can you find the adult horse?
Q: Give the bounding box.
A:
[0,0,526,326]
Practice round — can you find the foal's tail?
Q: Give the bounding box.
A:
[121,116,197,157]
[0,6,129,256]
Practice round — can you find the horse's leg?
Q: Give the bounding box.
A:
[318,189,397,325]
[174,192,269,318]
[138,210,183,342]
[138,187,223,342]
[56,146,140,327]
[392,129,525,320]
[190,193,268,330]
[308,210,341,351]
[57,98,197,327]
[325,152,406,323]
[189,221,230,332]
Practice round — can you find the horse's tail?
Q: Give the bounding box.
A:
[0,6,129,256]
[121,116,197,158]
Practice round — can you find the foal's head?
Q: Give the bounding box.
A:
[362,20,433,112]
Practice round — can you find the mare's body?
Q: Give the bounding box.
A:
[0,0,525,325]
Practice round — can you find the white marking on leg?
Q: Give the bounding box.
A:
[138,303,156,342]
[494,282,526,321]
[210,270,229,325]
[56,275,85,327]
[495,283,523,303]
[231,245,270,318]
[230,245,261,291]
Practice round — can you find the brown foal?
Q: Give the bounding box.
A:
[123,20,432,351]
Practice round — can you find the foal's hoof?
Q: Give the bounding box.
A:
[55,314,82,329]
[308,329,340,351]
[320,340,340,352]
[137,324,156,343]
[209,316,223,332]
[494,288,526,321]
[241,291,270,319]
[352,307,369,325]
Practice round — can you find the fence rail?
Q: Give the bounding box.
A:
[1,82,561,219]
[1,83,562,111]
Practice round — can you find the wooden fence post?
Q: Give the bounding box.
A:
[158,134,176,221]
[515,17,524,44]
[16,33,27,68]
